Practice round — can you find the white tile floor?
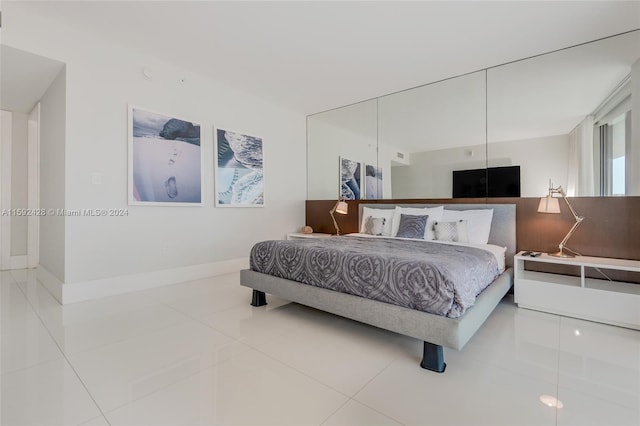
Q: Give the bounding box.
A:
[1,269,639,426]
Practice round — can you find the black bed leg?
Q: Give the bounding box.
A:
[420,342,446,373]
[250,290,267,307]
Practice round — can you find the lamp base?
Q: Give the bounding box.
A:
[548,251,575,258]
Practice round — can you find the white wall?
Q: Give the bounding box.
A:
[10,112,28,256]
[390,134,570,199]
[391,143,487,199]
[488,134,570,197]
[5,4,306,288]
[488,135,569,197]
[39,68,66,282]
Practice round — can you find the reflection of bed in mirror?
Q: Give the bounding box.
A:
[240,203,516,372]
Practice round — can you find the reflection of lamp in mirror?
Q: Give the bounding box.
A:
[537,181,584,257]
[330,200,348,235]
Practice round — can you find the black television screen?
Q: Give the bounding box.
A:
[452,168,487,198]
[453,166,520,198]
[488,166,521,197]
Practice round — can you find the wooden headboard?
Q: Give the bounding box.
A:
[306,197,640,282]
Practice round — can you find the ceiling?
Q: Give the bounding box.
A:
[8,1,640,115]
[0,45,64,113]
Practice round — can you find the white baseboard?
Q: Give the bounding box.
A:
[36,265,64,303]
[10,255,27,270]
[50,258,250,304]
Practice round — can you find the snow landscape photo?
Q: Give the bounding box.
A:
[130,107,202,205]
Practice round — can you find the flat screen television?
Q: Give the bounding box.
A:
[453,165,521,198]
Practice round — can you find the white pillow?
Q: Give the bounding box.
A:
[362,216,386,236]
[360,207,394,236]
[441,209,493,244]
[391,206,444,240]
[433,220,469,243]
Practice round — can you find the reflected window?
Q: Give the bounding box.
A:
[596,75,631,197]
[599,110,631,196]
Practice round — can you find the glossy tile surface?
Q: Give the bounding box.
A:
[104,348,348,425]
[1,275,63,374]
[68,319,247,412]
[556,317,640,426]
[2,270,639,426]
[1,358,102,426]
[322,400,403,426]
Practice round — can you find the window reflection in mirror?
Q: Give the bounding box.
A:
[487,30,640,197]
[599,102,630,196]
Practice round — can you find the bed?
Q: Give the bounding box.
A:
[240,203,516,372]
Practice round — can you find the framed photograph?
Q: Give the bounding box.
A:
[339,157,362,200]
[364,164,383,199]
[215,128,264,207]
[128,106,202,206]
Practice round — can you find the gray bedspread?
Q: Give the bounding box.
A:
[250,236,500,318]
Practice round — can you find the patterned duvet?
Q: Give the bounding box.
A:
[250,236,500,318]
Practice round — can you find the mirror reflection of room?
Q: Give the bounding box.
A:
[487,30,640,197]
[307,29,640,199]
[380,71,487,199]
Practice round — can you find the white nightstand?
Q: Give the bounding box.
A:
[286,232,333,240]
[514,251,640,330]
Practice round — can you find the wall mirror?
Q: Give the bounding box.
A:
[307,99,378,200]
[487,30,640,197]
[307,72,488,200]
[307,30,640,200]
[379,70,487,199]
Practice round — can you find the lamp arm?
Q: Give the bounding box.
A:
[557,188,582,222]
[329,204,340,236]
[545,182,585,257]
[558,217,583,253]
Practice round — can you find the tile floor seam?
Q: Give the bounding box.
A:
[135,290,246,343]
[251,344,354,399]
[99,347,256,422]
[0,354,65,377]
[317,398,352,426]
[13,276,112,426]
[68,331,251,415]
[350,351,400,396]
[348,356,409,426]
[555,315,563,426]
[245,321,423,412]
[54,314,194,358]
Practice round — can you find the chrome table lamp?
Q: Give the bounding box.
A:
[537,181,584,257]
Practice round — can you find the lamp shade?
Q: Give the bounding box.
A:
[335,201,348,215]
[538,196,560,214]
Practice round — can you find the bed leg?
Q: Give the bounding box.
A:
[250,290,267,307]
[420,342,446,373]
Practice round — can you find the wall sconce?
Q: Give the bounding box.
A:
[330,200,348,235]
[537,181,584,257]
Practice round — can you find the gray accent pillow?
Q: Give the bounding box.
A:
[433,220,469,243]
[363,216,385,236]
[396,214,428,239]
